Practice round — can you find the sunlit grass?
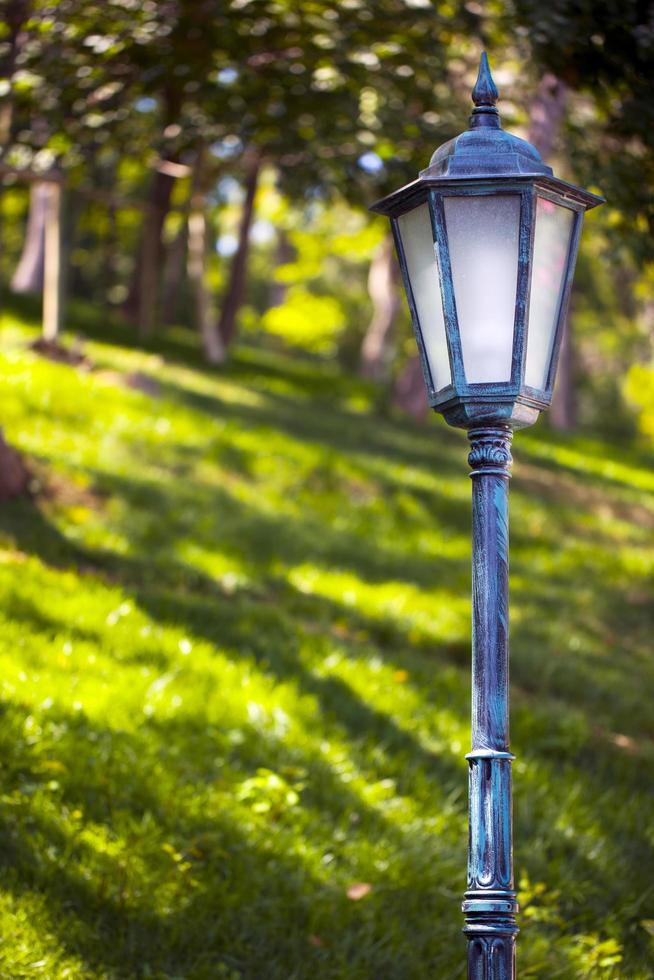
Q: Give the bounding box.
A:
[0,304,652,978]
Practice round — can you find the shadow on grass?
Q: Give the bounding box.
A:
[0,685,465,978]
[1,490,653,857]
[0,323,653,973]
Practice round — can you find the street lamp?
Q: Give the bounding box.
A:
[370,54,603,979]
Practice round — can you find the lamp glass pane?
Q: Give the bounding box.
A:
[396,203,451,390]
[525,197,575,390]
[444,194,521,383]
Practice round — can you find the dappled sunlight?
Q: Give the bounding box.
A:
[289,564,469,647]
[0,310,652,975]
[518,429,654,494]
[1,0,651,970]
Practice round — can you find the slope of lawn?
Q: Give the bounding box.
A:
[0,302,652,979]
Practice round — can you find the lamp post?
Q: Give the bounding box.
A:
[370,54,603,979]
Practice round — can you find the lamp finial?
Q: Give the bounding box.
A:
[470,52,500,128]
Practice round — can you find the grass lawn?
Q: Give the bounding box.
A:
[0,302,652,978]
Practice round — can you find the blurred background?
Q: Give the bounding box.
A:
[1,0,653,435]
[0,2,653,979]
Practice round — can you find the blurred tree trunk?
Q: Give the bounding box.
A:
[162,219,188,324]
[187,147,225,364]
[528,72,577,430]
[163,155,215,324]
[103,200,119,303]
[217,149,261,346]
[528,72,568,159]
[613,263,637,321]
[124,164,176,337]
[11,180,48,293]
[268,230,294,308]
[42,180,63,341]
[550,321,576,431]
[0,428,29,499]
[360,233,400,381]
[393,355,429,421]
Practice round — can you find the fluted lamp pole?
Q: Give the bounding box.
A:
[370,54,603,978]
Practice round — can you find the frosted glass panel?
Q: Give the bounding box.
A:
[396,204,451,390]
[444,195,520,383]
[525,198,575,390]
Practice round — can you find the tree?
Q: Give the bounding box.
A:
[41,177,63,342]
[5,0,480,354]
[10,179,47,294]
[216,149,261,346]
[501,0,654,432]
[507,0,654,262]
[209,1,478,352]
[123,158,180,337]
[1,0,167,341]
[360,233,400,381]
[186,145,226,364]
[527,71,576,430]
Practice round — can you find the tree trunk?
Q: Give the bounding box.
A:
[162,219,189,324]
[217,149,261,346]
[527,73,568,160]
[11,180,48,293]
[124,165,176,337]
[360,233,400,381]
[528,73,576,430]
[188,210,225,364]
[549,319,577,430]
[393,355,429,421]
[268,230,295,308]
[187,149,225,364]
[42,180,63,341]
[103,201,119,303]
[0,428,30,499]
[137,207,162,337]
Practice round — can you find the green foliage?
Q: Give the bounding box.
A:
[569,934,623,979]
[506,0,654,263]
[256,199,385,360]
[624,363,654,443]
[3,0,650,444]
[262,288,346,355]
[236,768,303,818]
[3,0,472,201]
[0,301,651,977]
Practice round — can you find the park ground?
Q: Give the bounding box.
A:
[0,301,652,978]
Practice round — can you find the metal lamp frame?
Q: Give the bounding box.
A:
[376,177,596,429]
[369,52,604,980]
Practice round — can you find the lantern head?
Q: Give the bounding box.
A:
[370,53,604,429]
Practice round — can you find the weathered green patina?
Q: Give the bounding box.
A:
[371,54,604,978]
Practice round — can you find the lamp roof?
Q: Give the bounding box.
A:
[370,53,604,216]
[421,53,551,180]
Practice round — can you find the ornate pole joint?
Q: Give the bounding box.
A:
[467,425,513,478]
